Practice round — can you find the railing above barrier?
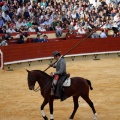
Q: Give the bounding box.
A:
[3,50,120,66]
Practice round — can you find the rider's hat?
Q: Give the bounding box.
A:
[52,51,60,57]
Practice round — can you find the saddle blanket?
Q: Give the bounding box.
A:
[63,78,71,87]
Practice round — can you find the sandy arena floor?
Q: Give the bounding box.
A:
[0,56,120,120]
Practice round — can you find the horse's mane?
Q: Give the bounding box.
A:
[33,70,52,79]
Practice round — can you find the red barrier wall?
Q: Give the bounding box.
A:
[0,37,120,63]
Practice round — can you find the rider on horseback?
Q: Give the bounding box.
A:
[50,51,67,97]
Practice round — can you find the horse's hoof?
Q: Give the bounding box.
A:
[43,116,48,120]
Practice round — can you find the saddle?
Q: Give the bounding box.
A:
[63,74,71,87]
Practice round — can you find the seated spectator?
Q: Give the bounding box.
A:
[67,29,76,34]
[102,21,112,29]
[39,35,48,42]
[27,19,32,28]
[6,26,16,33]
[0,26,6,33]
[32,19,38,26]
[28,25,36,32]
[91,32,99,38]
[112,21,119,37]
[0,15,4,27]
[77,26,86,34]
[8,8,14,19]
[2,2,9,13]
[8,21,16,28]
[51,18,57,30]
[16,31,25,39]
[38,24,46,32]
[71,10,79,19]
[33,34,41,42]
[68,22,75,32]
[99,29,107,38]
[18,35,24,44]
[16,19,23,31]
[34,25,39,32]
[55,23,63,37]
[2,33,13,40]
[2,12,11,22]
[83,22,92,32]
[91,28,99,38]
[19,26,29,37]
[74,22,80,31]
[21,19,27,27]
[23,8,30,19]
[0,39,8,46]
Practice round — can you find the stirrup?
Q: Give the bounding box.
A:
[50,88,54,95]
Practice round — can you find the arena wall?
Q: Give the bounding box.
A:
[0,37,120,70]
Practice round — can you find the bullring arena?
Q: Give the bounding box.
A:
[0,29,120,120]
[0,53,120,120]
[0,0,120,119]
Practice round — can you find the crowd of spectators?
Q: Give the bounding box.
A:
[0,0,120,46]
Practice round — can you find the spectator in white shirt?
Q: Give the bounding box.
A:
[17,5,23,16]
[74,22,80,30]
[2,12,11,22]
[38,24,46,32]
[16,19,23,31]
[28,25,36,32]
[102,21,112,29]
[83,21,92,31]
[114,13,119,22]
[6,26,16,33]
[78,26,86,34]
[99,30,107,38]
[55,23,63,37]
[71,10,77,19]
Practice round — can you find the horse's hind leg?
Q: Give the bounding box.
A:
[40,99,48,120]
[49,98,54,120]
[69,96,79,120]
[82,96,97,120]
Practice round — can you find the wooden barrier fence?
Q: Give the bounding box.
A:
[0,37,120,68]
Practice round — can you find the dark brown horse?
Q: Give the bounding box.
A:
[26,70,97,120]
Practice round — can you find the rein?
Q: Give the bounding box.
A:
[33,76,52,92]
[33,23,106,92]
[33,86,40,92]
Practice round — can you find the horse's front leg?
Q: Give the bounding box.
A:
[40,99,48,120]
[49,98,54,120]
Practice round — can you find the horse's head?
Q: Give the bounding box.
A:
[26,69,37,90]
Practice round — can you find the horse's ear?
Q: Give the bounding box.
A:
[26,69,30,73]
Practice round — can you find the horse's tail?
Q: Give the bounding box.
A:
[86,80,93,90]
